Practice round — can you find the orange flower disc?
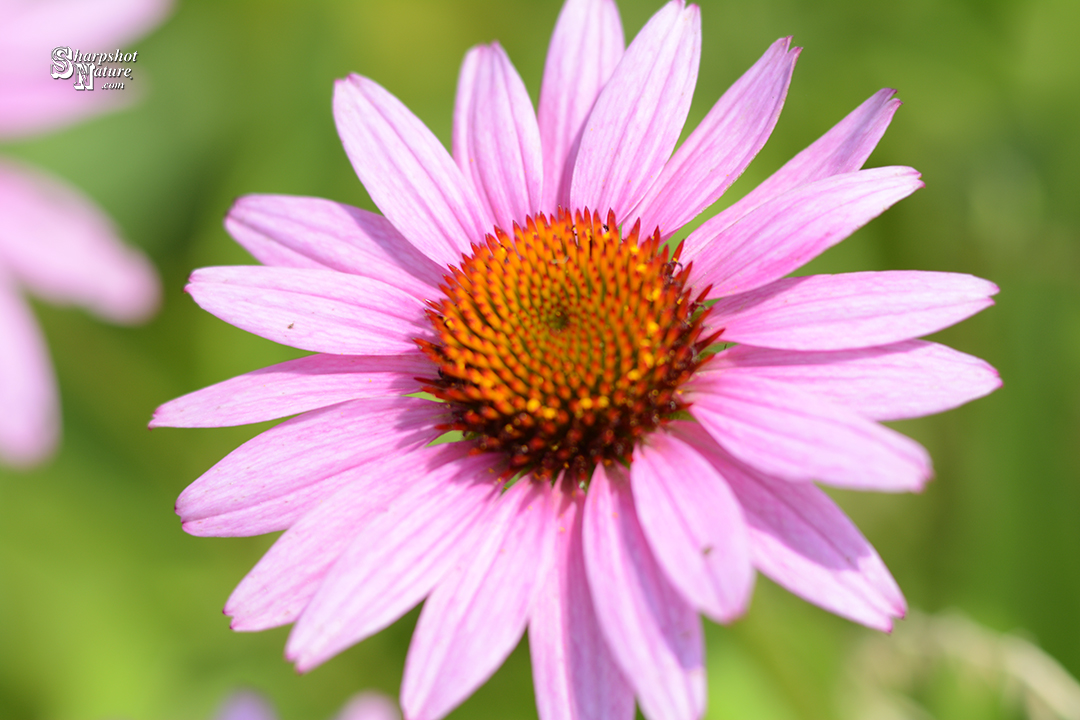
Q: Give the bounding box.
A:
[418,208,716,482]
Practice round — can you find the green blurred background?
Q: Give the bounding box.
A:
[2,0,1078,717]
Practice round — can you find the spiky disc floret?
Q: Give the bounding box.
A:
[417,208,717,482]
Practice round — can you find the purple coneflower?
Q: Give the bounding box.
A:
[155,1,1000,719]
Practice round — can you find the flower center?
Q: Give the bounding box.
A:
[417,209,716,482]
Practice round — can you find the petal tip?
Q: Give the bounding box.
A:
[334,73,367,97]
[148,405,170,429]
[712,600,752,626]
[911,471,934,494]
[291,656,317,675]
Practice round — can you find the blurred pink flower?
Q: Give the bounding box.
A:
[155,0,1000,719]
[0,0,168,467]
[215,690,399,720]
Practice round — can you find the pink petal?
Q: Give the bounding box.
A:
[708,340,1001,421]
[213,691,278,720]
[673,422,905,629]
[0,160,159,323]
[284,452,503,671]
[177,397,446,536]
[224,442,480,632]
[683,88,902,257]
[333,75,494,265]
[632,434,754,623]
[569,0,700,220]
[454,43,544,232]
[335,693,401,720]
[225,194,444,294]
[0,0,173,138]
[538,0,624,210]
[151,353,431,428]
[452,47,481,184]
[530,488,635,720]
[707,271,999,350]
[185,266,429,355]
[402,480,553,720]
[583,462,706,720]
[0,274,58,467]
[689,167,923,296]
[629,37,799,238]
[686,372,931,491]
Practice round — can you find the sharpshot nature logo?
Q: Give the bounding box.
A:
[50,47,140,91]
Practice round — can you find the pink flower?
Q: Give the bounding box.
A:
[215,690,399,720]
[154,1,1000,719]
[0,0,168,467]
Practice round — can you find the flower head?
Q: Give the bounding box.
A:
[0,0,169,467]
[155,1,1001,719]
[416,208,716,480]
